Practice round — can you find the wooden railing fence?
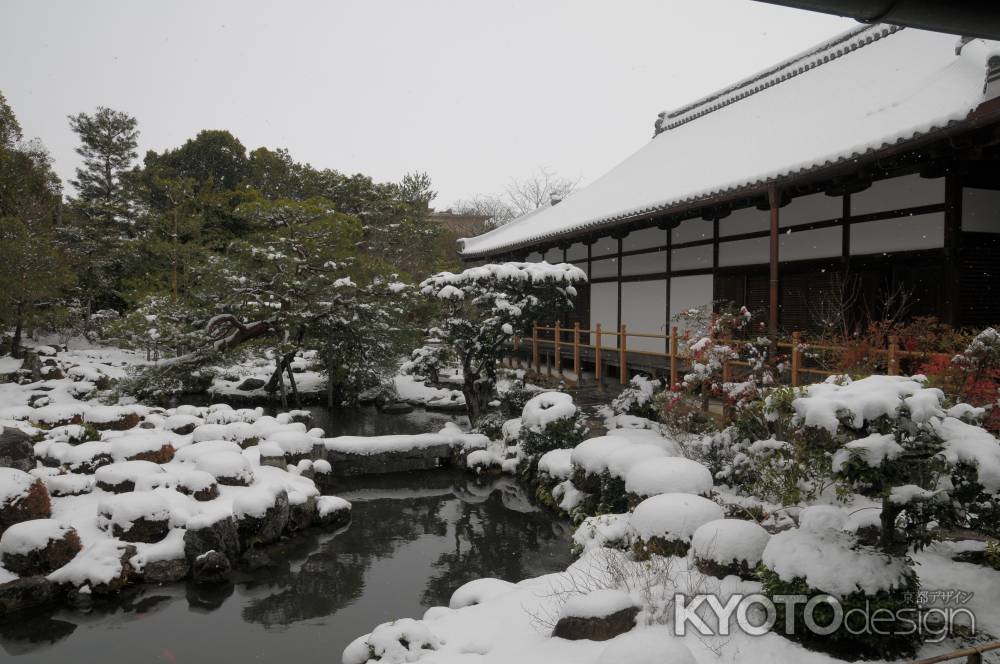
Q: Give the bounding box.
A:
[507,321,952,389]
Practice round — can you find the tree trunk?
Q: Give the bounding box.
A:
[879,499,903,555]
[277,357,288,409]
[462,374,493,424]
[286,362,301,408]
[10,305,23,359]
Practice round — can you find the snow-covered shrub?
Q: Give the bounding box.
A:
[690,518,769,579]
[499,378,543,418]
[518,392,588,459]
[572,513,631,554]
[611,375,662,420]
[471,410,506,442]
[421,261,586,421]
[627,492,723,559]
[759,527,920,660]
[624,456,714,503]
[399,342,450,384]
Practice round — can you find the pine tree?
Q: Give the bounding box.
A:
[68,106,138,235]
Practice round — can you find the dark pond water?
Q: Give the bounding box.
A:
[0,470,574,662]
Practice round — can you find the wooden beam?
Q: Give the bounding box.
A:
[769,185,781,336]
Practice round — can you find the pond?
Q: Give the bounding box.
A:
[1,441,574,661]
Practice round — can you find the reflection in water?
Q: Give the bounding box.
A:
[1,471,573,662]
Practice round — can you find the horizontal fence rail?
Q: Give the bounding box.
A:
[909,641,1000,664]
[506,321,953,390]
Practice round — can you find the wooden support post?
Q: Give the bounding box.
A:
[532,321,539,373]
[619,324,628,386]
[888,335,899,376]
[573,322,581,382]
[791,331,801,388]
[768,185,781,339]
[670,326,679,388]
[595,323,603,388]
[554,321,562,376]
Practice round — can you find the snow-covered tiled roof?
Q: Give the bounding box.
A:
[459,24,1000,257]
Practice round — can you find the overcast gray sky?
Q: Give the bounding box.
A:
[1,0,853,207]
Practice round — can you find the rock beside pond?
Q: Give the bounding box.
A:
[192,550,231,584]
[0,519,82,575]
[234,489,290,547]
[142,557,190,583]
[552,589,640,641]
[97,493,170,543]
[0,469,51,536]
[236,377,267,392]
[0,427,33,472]
[288,495,317,531]
[316,496,352,528]
[184,514,241,564]
[0,576,58,616]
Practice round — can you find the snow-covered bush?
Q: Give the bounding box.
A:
[471,410,506,442]
[399,341,450,384]
[690,518,769,579]
[499,378,544,418]
[759,526,920,659]
[627,492,723,559]
[611,375,662,420]
[518,392,588,459]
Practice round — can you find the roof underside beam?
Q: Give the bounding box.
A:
[751,0,1000,41]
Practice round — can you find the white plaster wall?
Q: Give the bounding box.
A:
[621,280,668,353]
[590,281,619,349]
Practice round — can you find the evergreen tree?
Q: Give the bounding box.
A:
[68,106,139,235]
[0,94,72,356]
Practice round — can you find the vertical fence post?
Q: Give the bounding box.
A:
[595,323,603,389]
[532,321,539,373]
[619,324,628,386]
[791,331,801,388]
[670,326,679,388]
[554,321,562,377]
[888,335,899,376]
[513,335,520,369]
[573,322,581,383]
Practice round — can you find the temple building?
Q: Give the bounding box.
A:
[458,24,1000,350]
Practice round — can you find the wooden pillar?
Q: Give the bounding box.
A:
[791,331,801,387]
[619,324,628,385]
[944,174,962,327]
[554,321,562,376]
[616,236,623,333]
[670,326,679,388]
[532,321,539,373]
[768,185,781,337]
[595,323,604,388]
[573,322,581,380]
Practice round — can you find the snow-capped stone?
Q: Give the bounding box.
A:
[0,519,81,575]
[97,492,171,543]
[94,460,165,493]
[0,468,50,534]
[553,589,640,641]
[194,451,253,486]
[108,432,175,464]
